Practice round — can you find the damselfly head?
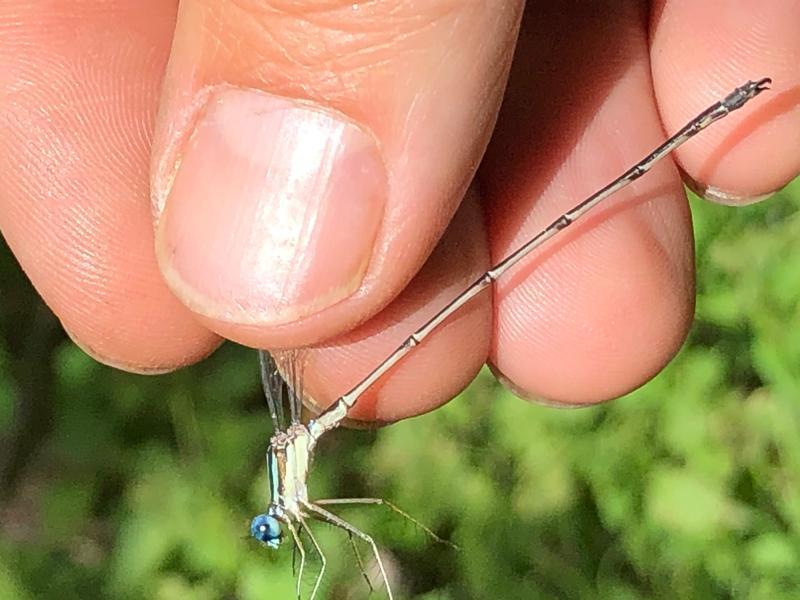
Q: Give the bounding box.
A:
[250,512,282,549]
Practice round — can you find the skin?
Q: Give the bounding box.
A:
[0,1,798,422]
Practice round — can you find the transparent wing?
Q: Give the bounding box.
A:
[258,350,286,432]
[281,349,305,426]
[258,349,307,430]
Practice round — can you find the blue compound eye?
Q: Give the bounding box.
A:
[250,513,282,548]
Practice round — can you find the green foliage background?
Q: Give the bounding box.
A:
[1,180,800,599]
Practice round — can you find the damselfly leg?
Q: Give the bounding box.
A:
[285,520,306,600]
[346,530,374,592]
[303,500,395,600]
[297,514,326,600]
[316,497,459,549]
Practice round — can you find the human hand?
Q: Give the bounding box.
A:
[1,1,798,422]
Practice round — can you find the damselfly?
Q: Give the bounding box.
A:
[249,78,771,599]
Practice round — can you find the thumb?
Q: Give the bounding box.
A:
[151,0,523,349]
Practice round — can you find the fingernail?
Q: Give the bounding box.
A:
[156,87,387,325]
[684,176,772,207]
[489,363,599,409]
[700,185,771,207]
[63,325,179,375]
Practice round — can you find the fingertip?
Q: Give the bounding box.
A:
[0,1,222,376]
[64,322,221,375]
[483,2,695,405]
[651,0,800,202]
[489,173,695,406]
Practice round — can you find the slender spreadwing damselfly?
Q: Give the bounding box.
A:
[249,78,772,600]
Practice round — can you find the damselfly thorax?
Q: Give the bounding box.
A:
[268,423,315,520]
